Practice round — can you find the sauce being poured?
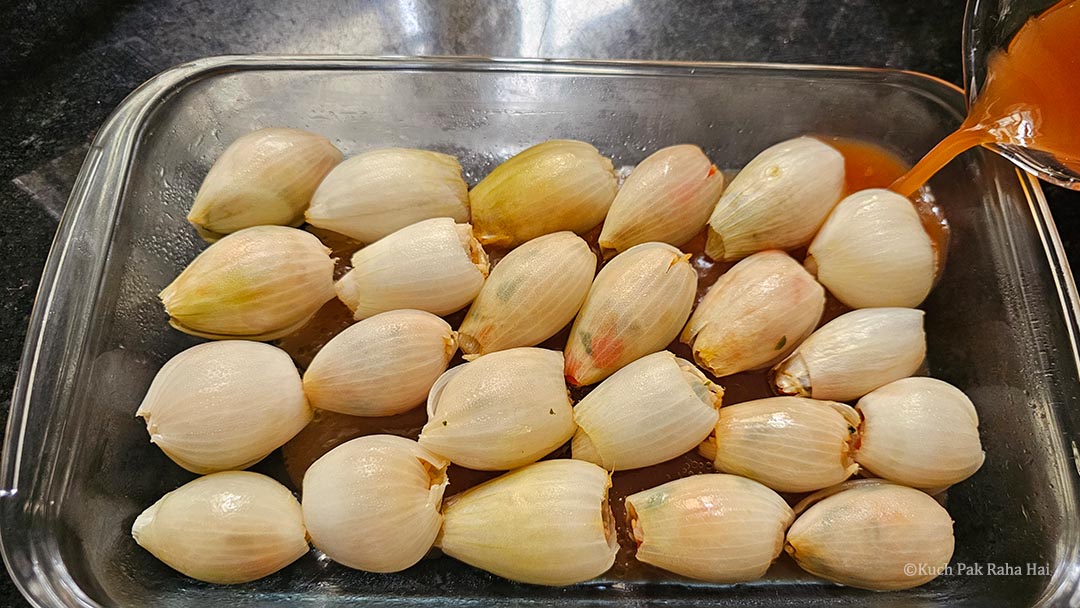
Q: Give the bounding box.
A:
[891,0,1080,196]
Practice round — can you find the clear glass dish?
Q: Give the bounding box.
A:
[3,56,1080,607]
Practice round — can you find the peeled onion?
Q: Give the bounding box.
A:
[457,231,595,356]
[564,242,697,386]
[334,217,489,320]
[305,147,469,243]
[160,226,336,341]
[855,377,985,489]
[302,435,449,573]
[418,348,575,470]
[302,310,457,417]
[187,128,342,240]
[437,459,618,586]
[626,474,793,583]
[681,249,824,377]
[132,471,308,584]
[772,307,926,402]
[785,480,955,591]
[469,140,617,247]
[136,340,312,474]
[706,137,844,261]
[598,144,724,256]
[806,188,936,308]
[700,396,860,493]
[572,351,722,471]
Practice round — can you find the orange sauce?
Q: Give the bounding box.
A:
[827,137,909,194]
[892,0,1080,196]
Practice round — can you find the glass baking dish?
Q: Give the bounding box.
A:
[3,56,1080,607]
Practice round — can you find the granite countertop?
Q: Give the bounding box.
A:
[2,1,1077,605]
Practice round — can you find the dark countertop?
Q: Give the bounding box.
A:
[1,1,1077,605]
